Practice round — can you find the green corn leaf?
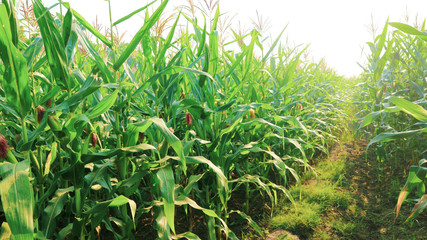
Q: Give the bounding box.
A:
[230,210,264,237]
[65,31,78,66]
[113,0,157,26]
[112,172,144,197]
[73,24,114,83]
[283,46,308,87]
[286,137,308,161]
[33,0,71,91]
[62,2,112,48]
[252,146,300,188]
[86,89,119,119]
[359,111,381,129]
[50,85,100,112]
[226,29,251,47]
[23,37,44,68]
[151,117,187,173]
[153,206,172,240]
[17,114,48,151]
[262,25,287,63]
[275,115,308,135]
[42,187,73,238]
[223,48,246,80]
[173,232,201,240]
[214,99,236,112]
[406,194,427,222]
[196,17,207,57]
[367,129,427,150]
[186,156,228,193]
[81,143,156,164]
[199,47,210,88]
[208,30,218,77]
[211,4,220,31]
[242,118,284,134]
[0,4,32,118]
[389,22,427,41]
[82,161,115,198]
[156,165,176,234]
[0,222,12,240]
[37,85,61,107]
[243,30,258,75]
[154,13,180,70]
[0,160,34,240]
[84,195,136,222]
[390,97,427,122]
[396,165,427,221]
[57,224,72,240]
[175,196,231,239]
[114,0,169,70]
[62,9,73,45]
[1,0,19,46]
[374,40,393,81]
[131,66,211,97]
[32,55,47,71]
[375,20,388,60]
[44,141,58,177]
[183,174,205,196]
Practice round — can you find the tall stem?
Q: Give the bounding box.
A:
[21,117,28,143]
[59,0,63,21]
[21,117,29,160]
[75,188,82,217]
[108,0,115,64]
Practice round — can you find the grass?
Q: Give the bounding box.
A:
[290,182,352,210]
[271,201,322,237]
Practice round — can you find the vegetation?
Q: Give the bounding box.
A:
[357,20,427,223]
[0,0,425,239]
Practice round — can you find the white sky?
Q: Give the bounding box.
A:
[41,0,427,77]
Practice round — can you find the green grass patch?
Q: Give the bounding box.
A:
[317,159,347,182]
[330,220,357,237]
[271,201,322,238]
[304,156,347,183]
[290,182,352,210]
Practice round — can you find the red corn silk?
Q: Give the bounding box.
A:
[186,112,192,125]
[249,109,255,119]
[0,134,9,159]
[36,105,46,124]
[46,98,52,108]
[138,132,145,142]
[90,132,97,148]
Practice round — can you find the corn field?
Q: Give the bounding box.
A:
[0,0,425,239]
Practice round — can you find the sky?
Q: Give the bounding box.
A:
[41,0,427,77]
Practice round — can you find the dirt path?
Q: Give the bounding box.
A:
[265,140,427,240]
